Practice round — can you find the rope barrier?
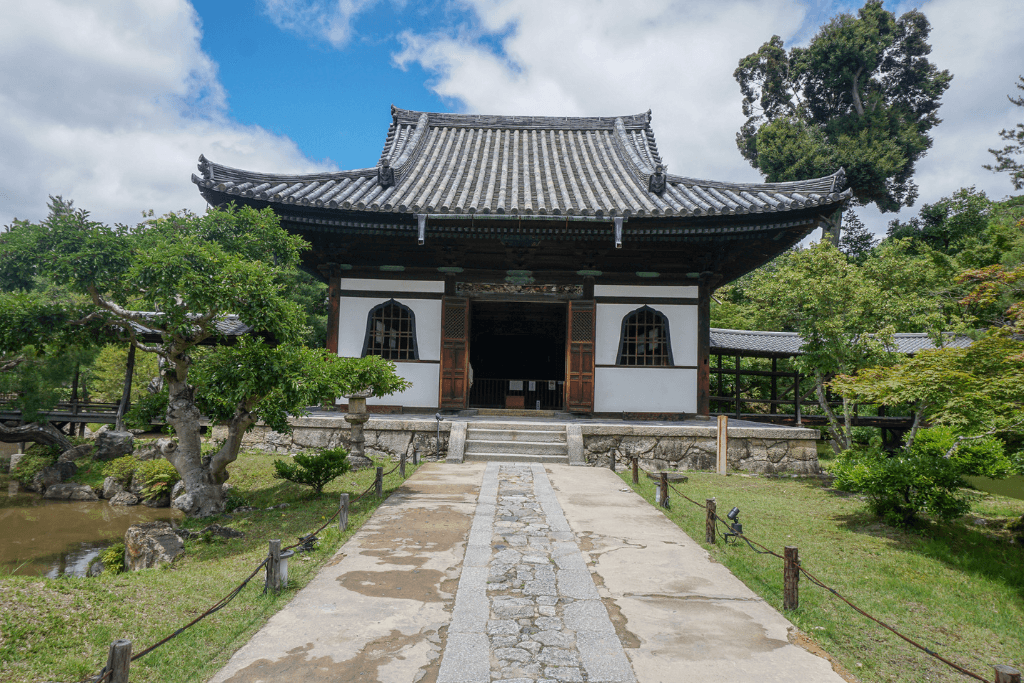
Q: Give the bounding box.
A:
[78,458,410,682]
[630,461,993,683]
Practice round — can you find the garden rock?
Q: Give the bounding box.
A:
[87,559,104,577]
[110,491,140,506]
[43,483,99,501]
[9,452,24,472]
[29,462,77,492]
[58,444,93,463]
[125,521,184,571]
[128,473,144,495]
[142,493,171,508]
[102,476,125,499]
[94,430,135,461]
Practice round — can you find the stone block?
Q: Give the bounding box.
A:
[124,521,183,571]
[94,431,134,461]
[43,483,99,501]
[583,436,618,454]
[102,476,124,499]
[58,444,93,463]
[110,491,140,506]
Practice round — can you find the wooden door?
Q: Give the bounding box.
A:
[565,300,596,412]
[439,297,471,409]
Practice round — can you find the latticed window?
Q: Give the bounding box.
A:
[363,300,418,360]
[616,306,673,366]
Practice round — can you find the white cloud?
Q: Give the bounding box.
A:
[261,0,380,48]
[393,0,1024,238]
[393,0,808,184]
[0,0,333,227]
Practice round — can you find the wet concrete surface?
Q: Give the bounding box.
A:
[0,488,182,577]
[211,463,847,683]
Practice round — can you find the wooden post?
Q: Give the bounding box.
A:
[375,466,383,498]
[105,639,132,683]
[784,546,799,610]
[115,344,136,432]
[326,274,341,356]
[794,371,802,427]
[770,357,778,415]
[994,665,1021,683]
[609,452,615,472]
[400,451,406,478]
[631,456,639,485]
[659,472,669,509]
[267,540,282,592]
[716,415,728,475]
[706,498,717,544]
[413,447,419,465]
[339,493,349,533]
[734,354,741,418]
[696,277,711,418]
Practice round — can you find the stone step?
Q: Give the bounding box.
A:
[462,452,569,464]
[474,408,565,418]
[463,439,568,456]
[465,428,567,443]
[467,421,566,432]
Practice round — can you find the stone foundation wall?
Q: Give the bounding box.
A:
[580,424,820,474]
[211,416,450,467]
[218,416,820,474]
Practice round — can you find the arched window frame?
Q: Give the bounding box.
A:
[616,305,674,366]
[362,299,419,360]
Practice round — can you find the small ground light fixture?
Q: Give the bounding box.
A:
[723,507,742,543]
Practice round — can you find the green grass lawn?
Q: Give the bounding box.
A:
[620,470,1024,683]
[0,450,417,683]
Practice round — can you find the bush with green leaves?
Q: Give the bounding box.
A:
[101,456,180,498]
[99,542,125,574]
[832,427,1012,526]
[273,447,351,496]
[102,456,138,486]
[11,451,57,485]
[137,459,180,499]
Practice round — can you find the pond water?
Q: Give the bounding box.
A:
[0,483,183,578]
[965,475,1024,502]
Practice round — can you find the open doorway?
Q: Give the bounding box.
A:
[468,301,567,409]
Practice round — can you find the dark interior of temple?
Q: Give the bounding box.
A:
[468,301,567,409]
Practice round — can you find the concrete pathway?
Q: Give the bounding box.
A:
[210,463,846,683]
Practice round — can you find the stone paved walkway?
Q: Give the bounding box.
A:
[210,462,846,683]
[439,464,634,683]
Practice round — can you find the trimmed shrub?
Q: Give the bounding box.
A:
[100,542,125,574]
[833,427,1012,526]
[138,459,180,499]
[102,455,138,486]
[273,447,351,496]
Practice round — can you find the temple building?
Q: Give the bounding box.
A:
[193,106,850,417]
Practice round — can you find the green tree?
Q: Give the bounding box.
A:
[25,199,409,517]
[735,1,952,212]
[886,187,991,255]
[985,75,1024,191]
[837,212,877,262]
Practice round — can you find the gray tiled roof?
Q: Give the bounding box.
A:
[127,314,252,340]
[193,106,851,219]
[710,329,973,357]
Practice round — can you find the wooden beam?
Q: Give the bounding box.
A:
[696,278,711,417]
[326,275,340,354]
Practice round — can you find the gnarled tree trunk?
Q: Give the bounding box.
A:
[164,375,226,517]
[0,420,73,453]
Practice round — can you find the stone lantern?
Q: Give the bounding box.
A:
[345,388,372,462]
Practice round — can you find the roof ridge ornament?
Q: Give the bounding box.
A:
[832,168,848,193]
[377,158,395,189]
[648,164,667,195]
[197,154,212,180]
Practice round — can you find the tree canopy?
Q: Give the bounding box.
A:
[14,199,409,517]
[734,0,952,212]
[985,75,1024,191]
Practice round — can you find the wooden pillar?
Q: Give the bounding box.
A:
[696,277,711,418]
[105,639,132,683]
[115,345,136,432]
[267,540,282,592]
[326,275,341,355]
[339,493,349,532]
[705,498,717,543]
[734,355,741,418]
[770,357,778,415]
[784,546,799,610]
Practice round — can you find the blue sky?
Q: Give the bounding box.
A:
[1,0,1020,236]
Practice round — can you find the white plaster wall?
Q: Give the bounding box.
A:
[338,278,445,293]
[375,362,439,408]
[594,367,697,413]
[594,284,697,298]
[337,296,442,361]
[334,282,443,408]
[595,303,697,367]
